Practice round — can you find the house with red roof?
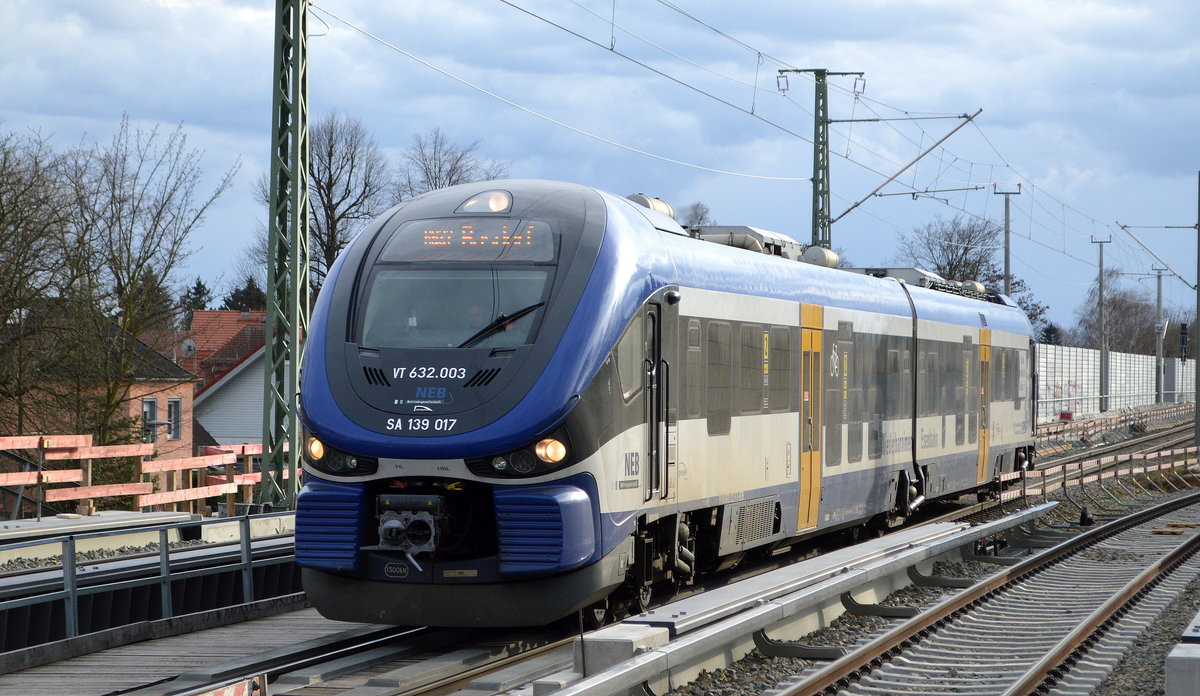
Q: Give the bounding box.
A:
[185,310,276,447]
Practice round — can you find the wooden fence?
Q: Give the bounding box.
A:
[0,436,292,515]
[0,404,1192,516]
[1001,446,1199,505]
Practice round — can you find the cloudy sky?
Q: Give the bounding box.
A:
[2,0,1198,330]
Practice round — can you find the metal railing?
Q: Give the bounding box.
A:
[0,511,297,651]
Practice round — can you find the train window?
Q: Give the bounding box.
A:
[824,335,845,467]
[707,322,732,436]
[739,325,763,414]
[868,415,882,460]
[769,328,793,412]
[686,319,702,418]
[925,350,939,416]
[966,345,978,444]
[359,268,550,349]
[992,349,1003,403]
[886,348,901,418]
[847,387,864,463]
[615,318,644,401]
[1017,349,1028,409]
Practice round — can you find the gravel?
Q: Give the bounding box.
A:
[667,463,1200,696]
[1091,575,1200,696]
[0,539,211,574]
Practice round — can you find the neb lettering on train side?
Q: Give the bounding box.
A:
[624,451,640,476]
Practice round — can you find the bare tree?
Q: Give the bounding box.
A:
[1069,267,1190,355]
[897,214,1002,283]
[896,214,1048,331]
[54,116,238,445]
[0,129,75,433]
[308,112,391,290]
[679,201,715,226]
[251,112,393,296]
[394,127,509,200]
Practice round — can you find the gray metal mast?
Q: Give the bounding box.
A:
[777,68,862,248]
[1092,236,1111,412]
[261,0,310,508]
[1153,268,1164,404]
[994,184,1021,296]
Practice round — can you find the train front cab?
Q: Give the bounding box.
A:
[297,185,685,627]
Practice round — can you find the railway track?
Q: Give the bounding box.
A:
[116,625,574,696]
[1,409,1195,693]
[769,492,1200,695]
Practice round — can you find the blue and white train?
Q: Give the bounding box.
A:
[295,179,1035,626]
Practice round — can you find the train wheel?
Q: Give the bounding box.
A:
[583,599,611,629]
[636,585,653,614]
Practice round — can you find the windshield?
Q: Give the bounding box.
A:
[360,268,551,349]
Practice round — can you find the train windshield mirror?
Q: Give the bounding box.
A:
[379,218,555,262]
[360,268,551,349]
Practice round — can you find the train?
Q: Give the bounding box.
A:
[294,179,1036,626]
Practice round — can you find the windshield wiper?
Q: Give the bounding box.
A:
[457,302,545,348]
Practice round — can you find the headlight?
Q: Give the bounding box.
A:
[466,431,573,478]
[302,431,378,477]
[535,438,567,463]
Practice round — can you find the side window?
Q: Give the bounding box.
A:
[846,343,863,464]
[967,342,978,444]
[706,322,732,435]
[926,349,939,416]
[824,336,846,466]
[685,319,703,418]
[886,348,901,418]
[615,318,644,401]
[1016,348,1028,410]
[769,327,793,412]
[739,324,763,414]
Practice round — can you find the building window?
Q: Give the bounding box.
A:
[167,398,182,441]
[142,398,159,443]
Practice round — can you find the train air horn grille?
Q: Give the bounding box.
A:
[464,368,501,387]
[362,366,391,387]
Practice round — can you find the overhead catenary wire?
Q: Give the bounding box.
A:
[308,3,809,182]
[648,0,1180,286]
[320,0,1179,295]
[514,0,1146,285]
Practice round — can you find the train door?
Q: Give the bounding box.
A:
[977,328,992,483]
[643,304,664,501]
[798,304,823,530]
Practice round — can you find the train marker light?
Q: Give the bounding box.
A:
[457,190,512,214]
[535,438,567,463]
[491,456,509,472]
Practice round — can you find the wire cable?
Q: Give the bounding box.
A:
[309,3,810,181]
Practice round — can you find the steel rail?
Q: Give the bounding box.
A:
[138,627,570,696]
[776,490,1200,696]
[1001,527,1200,695]
[1036,421,1194,471]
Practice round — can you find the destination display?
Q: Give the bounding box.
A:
[382,219,555,262]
